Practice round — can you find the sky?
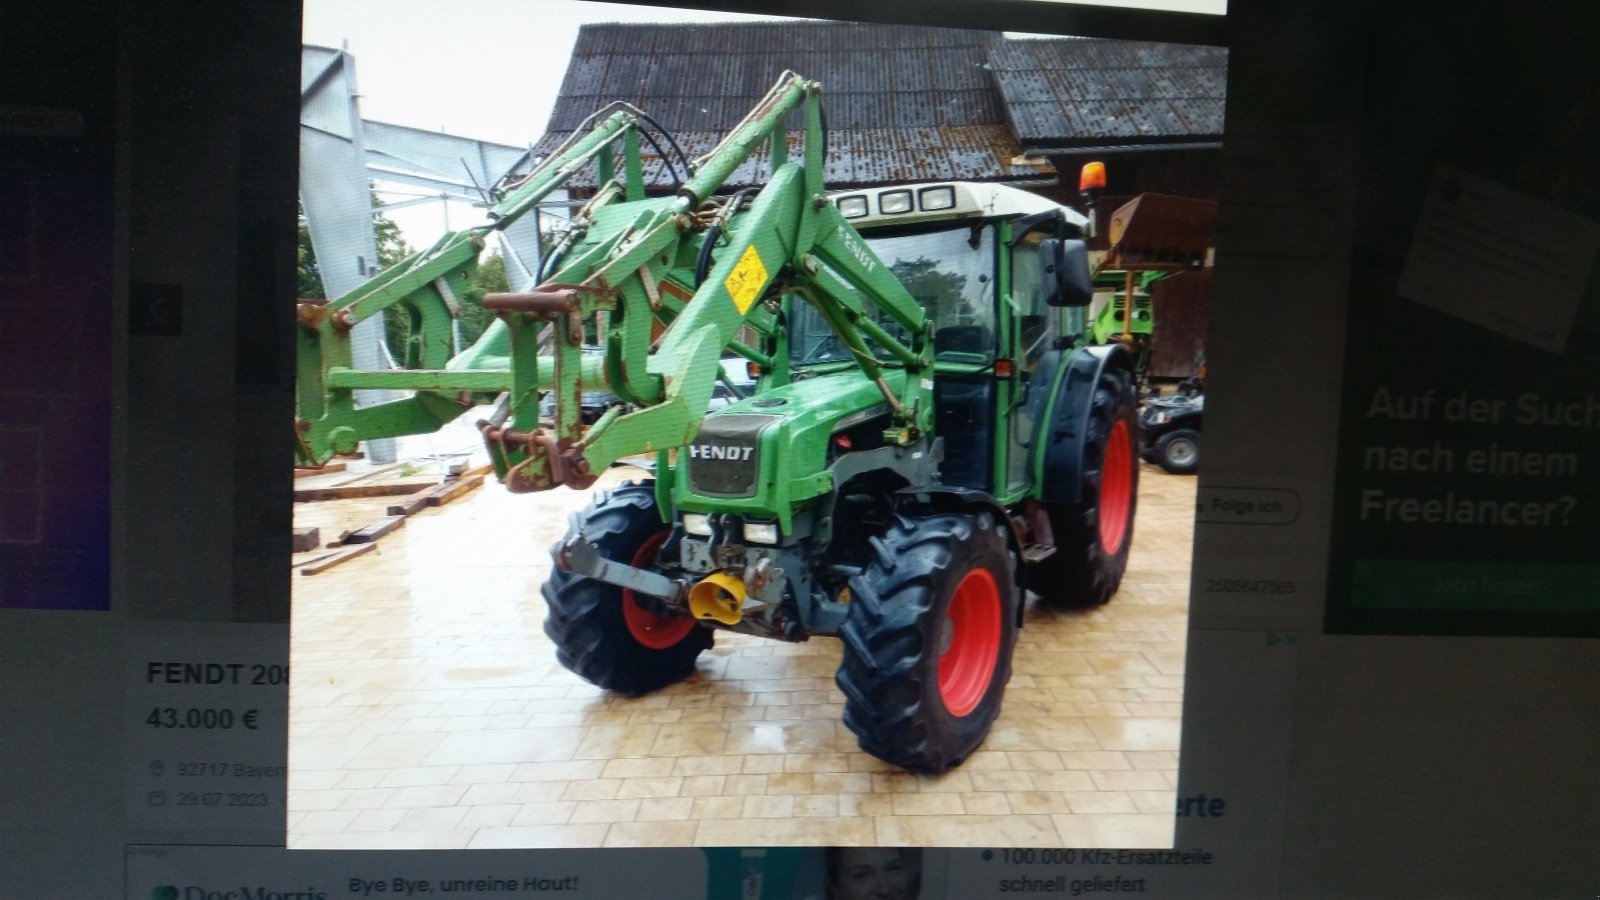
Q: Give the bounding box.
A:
[301,0,1225,246]
[302,0,801,242]
[301,1,805,150]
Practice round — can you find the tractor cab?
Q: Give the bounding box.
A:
[791,182,1093,497]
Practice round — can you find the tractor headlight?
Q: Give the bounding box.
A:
[682,513,712,536]
[918,186,956,211]
[742,521,780,545]
[836,195,869,218]
[879,190,913,215]
[1146,411,1170,425]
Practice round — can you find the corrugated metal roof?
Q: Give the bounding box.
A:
[528,125,1053,190]
[534,20,1040,187]
[547,22,1008,133]
[526,23,1224,190]
[988,38,1227,147]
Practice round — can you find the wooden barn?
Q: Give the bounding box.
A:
[526,20,1226,377]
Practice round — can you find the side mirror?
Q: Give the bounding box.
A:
[1042,238,1092,307]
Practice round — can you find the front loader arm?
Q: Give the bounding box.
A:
[485,74,934,494]
[574,161,810,478]
[294,109,644,466]
[476,75,817,491]
[298,70,934,496]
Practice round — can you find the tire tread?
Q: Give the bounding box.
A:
[541,482,711,696]
[836,514,1018,773]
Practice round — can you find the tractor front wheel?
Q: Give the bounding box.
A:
[836,512,1019,773]
[542,482,711,695]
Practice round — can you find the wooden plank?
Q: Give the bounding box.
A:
[299,542,375,575]
[293,482,429,502]
[342,515,406,545]
[439,462,492,478]
[382,465,491,515]
[291,527,321,552]
[421,472,487,508]
[293,462,347,479]
[386,493,432,517]
[293,549,340,569]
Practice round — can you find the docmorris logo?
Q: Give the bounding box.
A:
[159,887,327,900]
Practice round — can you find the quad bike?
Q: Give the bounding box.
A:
[1141,390,1203,474]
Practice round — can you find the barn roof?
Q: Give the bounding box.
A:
[989,38,1227,149]
[526,21,1225,189]
[530,20,1050,188]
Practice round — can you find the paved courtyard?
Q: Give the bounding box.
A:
[288,457,1195,849]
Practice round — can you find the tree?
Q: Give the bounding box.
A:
[456,251,507,348]
[890,257,968,326]
[295,190,410,301]
[295,190,413,357]
[295,212,324,301]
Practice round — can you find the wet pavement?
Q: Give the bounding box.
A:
[289,458,1195,849]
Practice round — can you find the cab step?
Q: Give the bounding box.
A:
[1021,543,1056,564]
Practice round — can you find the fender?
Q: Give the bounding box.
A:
[892,484,1031,626]
[1036,343,1136,505]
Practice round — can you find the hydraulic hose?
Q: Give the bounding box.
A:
[637,127,685,191]
[693,187,762,288]
[621,104,695,184]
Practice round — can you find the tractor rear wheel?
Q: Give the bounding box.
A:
[542,482,711,695]
[1029,364,1139,608]
[836,512,1019,773]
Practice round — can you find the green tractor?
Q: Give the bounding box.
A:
[294,73,1140,773]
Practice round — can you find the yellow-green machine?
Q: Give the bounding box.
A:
[295,74,1143,772]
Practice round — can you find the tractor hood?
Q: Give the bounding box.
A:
[671,367,907,530]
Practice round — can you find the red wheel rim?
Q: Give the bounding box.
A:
[622,531,695,649]
[1098,418,1133,556]
[938,567,1002,717]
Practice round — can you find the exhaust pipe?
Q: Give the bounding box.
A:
[688,572,746,624]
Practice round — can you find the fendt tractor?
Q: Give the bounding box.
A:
[295,73,1149,773]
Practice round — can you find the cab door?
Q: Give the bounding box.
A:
[858,223,1001,492]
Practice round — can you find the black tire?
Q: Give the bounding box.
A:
[541,482,712,695]
[1154,428,1200,475]
[1028,364,1139,608]
[836,512,1019,773]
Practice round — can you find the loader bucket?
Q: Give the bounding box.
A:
[1103,193,1217,269]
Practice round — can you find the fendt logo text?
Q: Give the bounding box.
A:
[687,444,754,461]
[153,886,328,900]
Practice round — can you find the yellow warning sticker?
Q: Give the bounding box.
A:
[723,244,768,315]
